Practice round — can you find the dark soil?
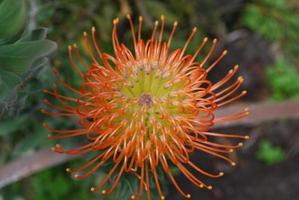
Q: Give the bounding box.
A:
[167,120,299,200]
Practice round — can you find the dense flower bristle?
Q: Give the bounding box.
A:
[43,15,249,199]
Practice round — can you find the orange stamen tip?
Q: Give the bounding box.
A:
[238,142,243,147]
[55,144,61,148]
[208,185,213,190]
[92,26,96,32]
[130,195,136,199]
[161,15,164,20]
[245,136,250,139]
[187,194,192,198]
[238,76,244,82]
[83,32,88,37]
[244,107,249,112]
[90,187,95,192]
[192,27,197,32]
[222,50,228,55]
[219,172,224,176]
[212,38,218,43]
[139,16,143,21]
[126,14,131,19]
[174,21,178,26]
[101,190,107,195]
[203,37,208,42]
[229,149,234,153]
[199,184,204,188]
[242,90,247,95]
[231,162,236,166]
[234,64,239,69]
[113,18,119,24]
[154,20,159,25]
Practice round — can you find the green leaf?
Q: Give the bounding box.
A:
[256,140,286,165]
[0,40,57,75]
[0,114,26,136]
[0,0,27,44]
[18,28,48,42]
[0,68,21,99]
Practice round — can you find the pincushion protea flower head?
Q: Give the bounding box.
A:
[43,15,249,200]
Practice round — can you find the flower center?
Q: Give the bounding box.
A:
[138,93,153,107]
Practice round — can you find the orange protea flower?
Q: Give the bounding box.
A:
[43,15,249,200]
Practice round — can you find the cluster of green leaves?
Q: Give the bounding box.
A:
[0,0,56,117]
[242,0,299,41]
[241,0,299,100]
[266,59,299,100]
[256,140,286,165]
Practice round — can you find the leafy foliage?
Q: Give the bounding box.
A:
[0,0,56,117]
[241,0,299,41]
[256,140,286,165]
[266,58,299,100]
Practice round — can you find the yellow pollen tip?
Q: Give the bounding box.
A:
[55,144,61,148]
[242,90,247,95]
[238,76,244,82]
[40,109,45,113]
[42,122,47,127]
[139,16,143,21]
[113,18,119,24]
[154,20,159,25]
[90,187,95,192]
[161,15,164,20]
[192,27,197,32]
[229,149,234,153]
[68,45,72,50]
[126,14,131,19]
[161,195,165,200]
[83,32,88,37]
[212,38,218,43]
[73,43,77,48]
[92,26,96,32]
[245,136,250,139]
[101,190,107,195]
[231,162,236,166]
[234,64,239,70]
[208,185,213,190]
[223,50,228,55]
[74,174,79,179]
[187,194,191,198]
[174,21,178,26]
[244,107,249,112]
[131,195,136,199]
[199,184,204,188]
[66,168,71,172]
[219,172,224,176]
[203,37,208,42]
[51,147,55,151]
[238,142,243,147]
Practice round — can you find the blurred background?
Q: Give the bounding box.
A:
[0,0,299,199]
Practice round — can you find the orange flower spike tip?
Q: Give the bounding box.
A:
[44,15,249,199]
